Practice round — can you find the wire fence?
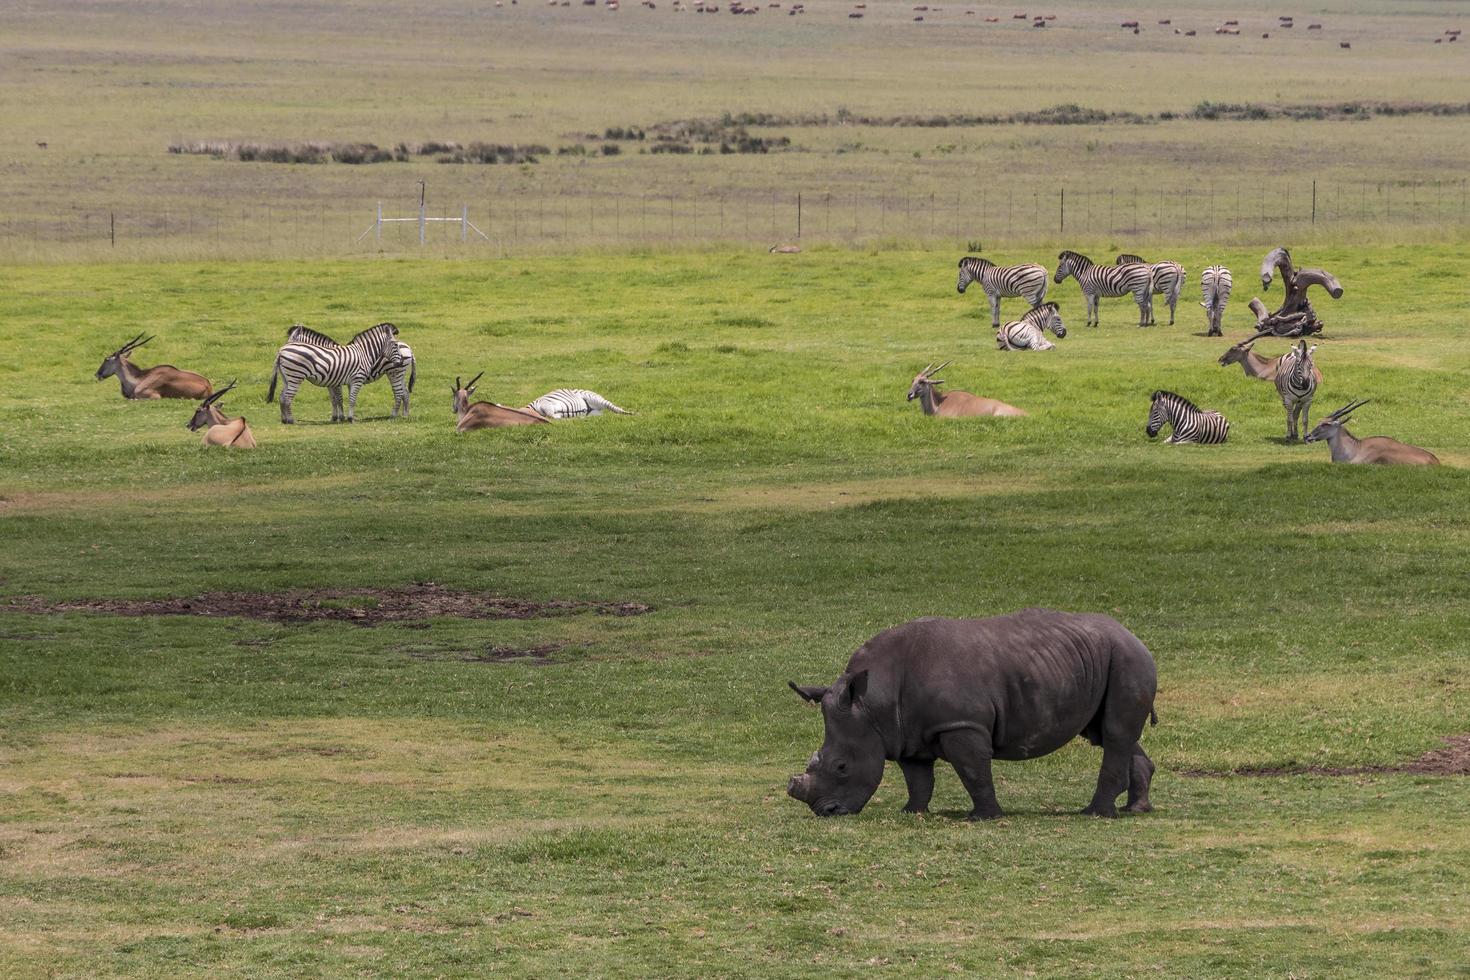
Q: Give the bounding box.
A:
[4,179,1468,261]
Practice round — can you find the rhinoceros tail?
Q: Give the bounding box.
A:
[1150,708,1158,727]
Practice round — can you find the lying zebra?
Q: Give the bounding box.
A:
[526,388,633,419]
[286,324,416,418]
[1146,390,1230,444]
[996,303,1066,351]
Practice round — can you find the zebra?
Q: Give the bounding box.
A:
[1115,254,1186,326]
[1274,340,1320,441]
[286,324,416,417]
[1200,266,1233,337]
[1054,250,1153,328]
[956,256,1049,328]
[526,388,632,419]
[266,322,402,424]
[1146,390,1230,444]
[996,302,1067,351]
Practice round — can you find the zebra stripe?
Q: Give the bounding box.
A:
[1200,266,1233,336]
[1114,255,1185,325]
[1054,251,1153,327]
[286,324,416,417]
[1146,390,1230,444]
[1275,341,1319,441]
[957,256,1049,328]
[996,302,1067,351]
[526,388,631,419]
[267,322,400,424]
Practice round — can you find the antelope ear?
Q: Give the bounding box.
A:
[788,682,828,704]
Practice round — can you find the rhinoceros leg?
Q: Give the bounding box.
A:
[1081,741,1133,818]
[938,730,1003,821]
[1124,744,1156,813]
[898,758,935,814]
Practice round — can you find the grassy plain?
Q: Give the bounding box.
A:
[3,246,1470,976]
[3,0,1470,258]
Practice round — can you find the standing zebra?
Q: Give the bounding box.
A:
[1146,390,1230,444]
[1200,266,1233,337]
[995,302,1067,351]
[286,324,416,418]
[1115,254,1186,326]
[266,322,402,424]
[956,256,1049,328]
[526,388,632,419]
[1054,251,1153,327]
[1274,340,1320,442]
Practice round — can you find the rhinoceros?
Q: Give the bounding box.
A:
[786,609,1158,820]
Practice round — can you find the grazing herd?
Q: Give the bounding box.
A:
[937,245,1440,464]
[91,245,1441,466]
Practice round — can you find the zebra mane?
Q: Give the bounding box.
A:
[349,321,398,346]
[1021,302,1060,322]
[287,325,341,345]
[1152,389,1201,413]
[961,255,994,269]
[1058,249,1093,267]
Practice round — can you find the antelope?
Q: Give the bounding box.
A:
[907,361,1026,418]
[1304,401,1440,465]
[452,374,551,432]
[769,244,802,253]
[1217,338,1308,383]
[186,382,256,448]
[95,334,212,400]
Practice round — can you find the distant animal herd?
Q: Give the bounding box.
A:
[94,244,1439,465]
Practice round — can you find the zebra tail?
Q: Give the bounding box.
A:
[265,360,279,403]
[407,359,416,393]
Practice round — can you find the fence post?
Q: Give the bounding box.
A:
[1059,188,1065,233]
[110,211,115,247]
[376,202,382,244]
[419,200,426,245]
[1311,180,1317,225]
[462,204,469,242]
[797,192,802,240]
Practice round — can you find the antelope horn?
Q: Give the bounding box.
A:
[202,381,235,406]
[116,332,146,353]
[455,376,462,390]
[918,362,935,377]
[1326,399,1368,420]
[467,371,484,389]
[931,359,952,374]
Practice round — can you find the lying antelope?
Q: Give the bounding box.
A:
[186,382,256,448]
[1304,400,1439,465]
[96,334,212,400]
[452,373,551,431]
[907,361,1026,417]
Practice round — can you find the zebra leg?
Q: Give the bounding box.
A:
[328,386,344,422]
[989,292,1000,329]
[346,380,361,422]
[1088,294,1098,328]
[1168,290,1179,326]
[279,377,302,425]
[1284,402,1298,442]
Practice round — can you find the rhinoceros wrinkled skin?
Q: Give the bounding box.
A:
[786,609,1158,821]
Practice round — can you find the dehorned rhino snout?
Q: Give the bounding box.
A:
[787,773,812,802]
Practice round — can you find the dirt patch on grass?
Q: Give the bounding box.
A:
[0,586,651,626]
[401,642,567,665]
[1183,735,1470,778]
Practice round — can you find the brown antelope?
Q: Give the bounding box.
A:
[186,382,257,448]
[1304,400,1440,465]
[1217,337,1316,383]
[452,374,551,432]
[907,361,1026,418]
[96,334,212,400]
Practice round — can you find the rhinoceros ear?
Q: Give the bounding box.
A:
[788,681,828,704]
[836,670,869,710]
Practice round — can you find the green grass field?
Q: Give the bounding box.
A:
[3,245,1470,976]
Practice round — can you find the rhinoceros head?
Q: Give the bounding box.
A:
[786,670,886,817]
